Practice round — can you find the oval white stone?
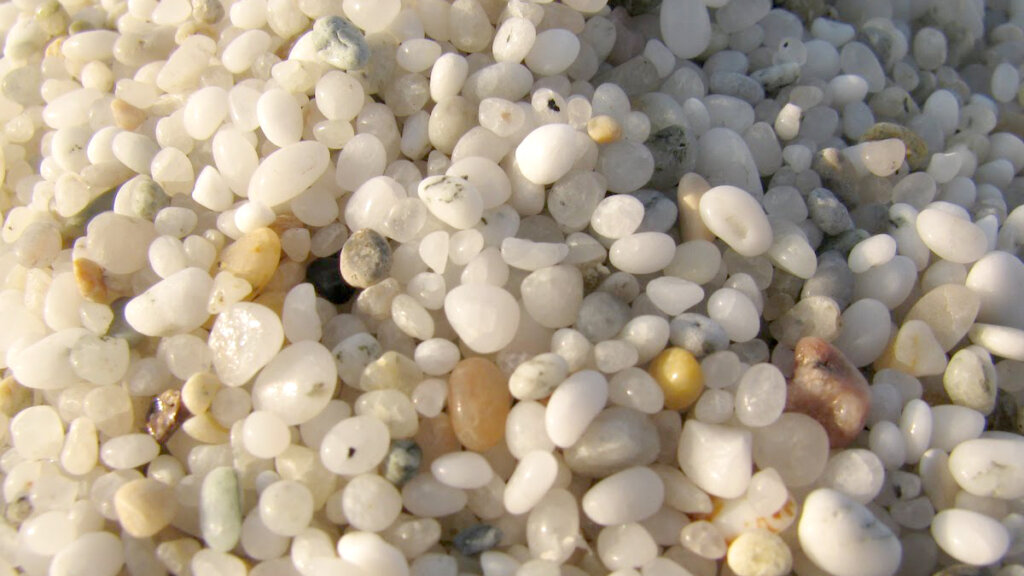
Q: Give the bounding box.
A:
[660,0,711,59]
[247,141,330,207]
[252,341,337,425]
[320,415,391,476]
[948,437,1024,499]
[515,124,579,185]
[916,207,988,264]
[798,488,901,576]
[931,508,1010,566]
[431,452,494,489]
[699,185,773,257]
[582,466,664,525]
[504,450,558,515]
[608,233,676,275]
[125,267,213,337]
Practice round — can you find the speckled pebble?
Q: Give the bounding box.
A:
[312,16,370,70]
[669,313,730,358]
[381,439,422,486]
[807,188,854,236]
[340,229,392,289]
[453,524,502,556]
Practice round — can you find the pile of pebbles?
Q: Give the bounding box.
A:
[0,0,1024,574]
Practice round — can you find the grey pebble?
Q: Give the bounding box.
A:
[564,407,659,478]
[669,313,729,358]
[381,439,421,486]
[191,0,224,24]
[312,16,370,71]
[800,251,855,310]
[807,187,854,236]
[632,189,677,234]
[453,524,502,556]
[116,175,170,221]
[709,72,765,104]
[575,292,631,343]
[750,62,801,91]
[645,125,694,190]
[340,228,392,289]
[820,228,870,258]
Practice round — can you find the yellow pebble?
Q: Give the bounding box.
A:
[587,115,622,144]
[181,372,220,414]
[219,227,281,293]
[181,413,230,444]
[111,98,147,132]
[648,347,704,411]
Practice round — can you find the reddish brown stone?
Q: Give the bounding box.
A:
[786,337,871,448]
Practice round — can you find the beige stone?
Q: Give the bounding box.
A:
[114,479,178,537]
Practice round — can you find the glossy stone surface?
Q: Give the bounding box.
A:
[786,337,871,448]
[447,358,511,452]
[648,347,704,411]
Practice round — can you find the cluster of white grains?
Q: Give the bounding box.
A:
[3,0,1024,574]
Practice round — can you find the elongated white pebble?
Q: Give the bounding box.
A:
[504,451,558,515]
[247,141,329,207]
[431,452,494,489]
[931,508,1010,566]
[320,415,391,476]
[798,488,901,576]
[608,232,676,275]
[582,466,664,525]
[256,88,302,147]
[699,185,773,257]
[337,531,410,576]
[677,420,752,499]
[968,323,1024,361]
[515,124,579,185]
[545,370,608,448]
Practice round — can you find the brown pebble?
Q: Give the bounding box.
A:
[447,358,511,453]
[146,388,189,443]
[414,415,461,466]
[111,99,147,131]
[219,227,281,293]
[73,257,109,302]
[785,337,870,449]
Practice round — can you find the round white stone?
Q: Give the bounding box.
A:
[707,288,760,343]
[504,450,558,515]
[677,420,752,499]
[609,233,676,275]
[948,437,1024,499]
[660,0,711,59]
[320,415,391,476]
[431,452,494,490]
[247,141,330,208]
[252,341,337,425]
[342,474,403,532]
[417,175,484,230]
[208,303,284,387]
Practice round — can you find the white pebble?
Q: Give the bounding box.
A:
[504,450,558,515]
[798,488,901,576]
[931,508,1010,566]
[545,370,608,448]
[431,452,494,490]
[582,466,664,525]
[699,185,773,257]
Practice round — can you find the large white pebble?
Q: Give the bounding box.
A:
[699,185,773,257]
[660,0,711,59]
[947,437,1024,499]
[582,466,664,525]
[545,370,608,448]
[966,250,1024,330]
[431,452,494,489]
[646,277,703,316]
[515,124,579,185]
[247,141,329,207]
[504,451,558,515]
[609,232,676,274]
[257,88,302,147]
[798,488,901,576]
[50,532,125,576]
[444,284,520,354]
[677,420,752,499]
[707,288,760,343]
[931,508,1010,566]
[417,175,484,230]
[320,415,391,476]
[125,268,212,337]
[252,341,337,425]
[916,207,988,264]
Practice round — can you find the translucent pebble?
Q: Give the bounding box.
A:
[598,140,656,194]
[492,17,535,63]
[798,489,901,576]
[591,195,644,239]
[252,341,337,425]
[598,523,658,570]
[414,339,460,376]
[342,474,403,532]
[510,353,570,401]
[184,86,229,141]
[524,29,580,76]
[417,175,484,230]
[848,234,897,273]
[660,0,711,59]
[948,438,1024,499]
[431,452,494,490]
[259,479,314,536]
[100,433,160,469]
[50,532,125,576]
[929,405,984,452]
[609,233,675,275]
[931,509,1010,567]
[444,284,520,354]
[320,415,391,475]
[699,185,772,257]
[401,473,468,517]
[733,363,786,427]
[11,405,64,460]
[242,411,291,459]
[707,288,760,343]
[501,237,569,271]
[582,466,664,525]
[609,369,665,414]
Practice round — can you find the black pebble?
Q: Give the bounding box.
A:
[305,253,356,304]
[453,524,502,556]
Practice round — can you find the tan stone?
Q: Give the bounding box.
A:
[114,479,178,537]
[111,99,147,131]
[73,258,108,302]
[586,115,622,144]
[181,372,220,414]
[218,227,281,293]
[447,358,510,452]
[676,173,715,242]
[787,337,871,449]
